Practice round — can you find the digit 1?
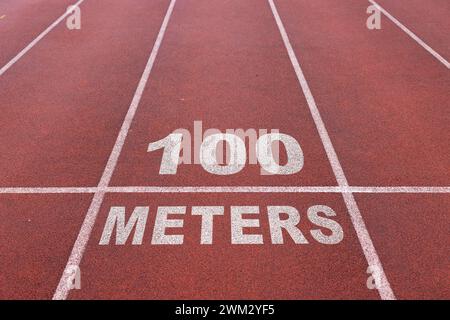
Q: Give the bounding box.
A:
[147,133,183,174]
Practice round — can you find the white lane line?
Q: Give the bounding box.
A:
[268,0,395,300]
[108,186,343,193]
[348,186,450,194]
[1,186,450,194]
[107,186,450,193]
[369,0,450,69]
[0,0,86,76]
[0,187,97,194]
[52,0,177,300]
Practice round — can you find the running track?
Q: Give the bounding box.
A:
[0,0,448,300]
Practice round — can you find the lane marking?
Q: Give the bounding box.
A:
[0,187,97,194]
[369,0,450,69]
[0,0,85,76]
[106,186,450,194]
[0,186,450,194]
[53,0,178,300]
[268,0,395,299]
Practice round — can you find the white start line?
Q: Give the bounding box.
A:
[1,186,450,194]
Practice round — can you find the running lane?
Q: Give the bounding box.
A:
[355,194,450,299]
[275,0,450,299]
[0,0,171,299]
[276,0,450,186]
[0,0,76,66]
[69,0,380,300]
[71,193,378,299]
[0,194,91,299]
[109,0,336,188]
[375,0,450,58]
[0,0,170,187]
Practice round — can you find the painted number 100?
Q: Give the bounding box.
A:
[148,131,304,175]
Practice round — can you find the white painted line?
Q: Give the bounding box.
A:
[0,187,97,194]
[0,186,449,194]
[108,186,342,193]
[0,0,86,76]
[268,0,395,299]
[52,0,178,300]
[108,186,450,193]
[369,0,450,69]
[348,186,450,194]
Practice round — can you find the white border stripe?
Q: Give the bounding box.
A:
[369,0,450,69]
[348,186,450,194]
[0,186,449,194]
[0,0,86,76]
[0,187,97,194]
[104,186,450,193]
[268,0,395,299]
[52,0,177,300]
[108,186,342,193]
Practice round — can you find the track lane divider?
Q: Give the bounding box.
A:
[268,0,396,300]
[369,0,450,69]
[52,0,178,300]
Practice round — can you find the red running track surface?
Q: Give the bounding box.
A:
[0,0,448,300]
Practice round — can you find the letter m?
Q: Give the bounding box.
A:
[99,207,149,245]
